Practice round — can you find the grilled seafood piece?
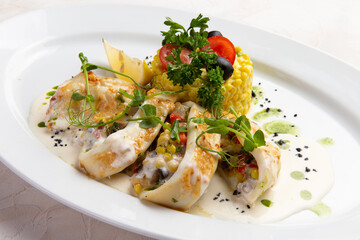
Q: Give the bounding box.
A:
[79,89,176,179]
[219,121,281,205]
[132,102,221,210]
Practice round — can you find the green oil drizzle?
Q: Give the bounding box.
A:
[46,91,56,97]
[252,86,264,105]
[300,190,312,200]
[260,199,272,207]
[37,122,46,128]
[310,202,332,217]
[317,137,335,147]
[290,171,305,180]
[274,139,290,150]
[263,120,300,135]
[253,108,282,121]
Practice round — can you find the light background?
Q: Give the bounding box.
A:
[0,0,359,239]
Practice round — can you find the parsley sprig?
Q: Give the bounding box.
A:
[161,14,210,50]
[161,14,226,118]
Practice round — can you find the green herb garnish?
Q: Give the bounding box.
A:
[128,104,187,143]
[161,14,225,118]
[172,197,178,203]
[161,14,210,50]
[192,108,265,167]
[66,53,184,129]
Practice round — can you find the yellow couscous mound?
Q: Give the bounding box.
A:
[151,46,253,115]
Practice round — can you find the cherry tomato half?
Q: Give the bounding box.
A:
[159,43,192,70]
[204,36,236,65]
[179,48,192,65]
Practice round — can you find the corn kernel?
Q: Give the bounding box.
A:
[168,160,179,172]
[166,144,177,154]
[156,146,166,154]
[250,169,259,179]
[236,172,244,182]
[163,153,172,161]
[155,158,166,168]
[134,183,142,195]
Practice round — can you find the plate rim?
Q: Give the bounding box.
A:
[0,3,360,240]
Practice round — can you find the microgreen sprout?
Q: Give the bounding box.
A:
[66,53,185,129]
[191,112,265,167]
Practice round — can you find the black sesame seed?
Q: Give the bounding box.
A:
[225,198,230,201]
[217,193,221,197]
[304,157,309,161]
[236,207,239,210]
[252,91,256,97]
[51,136,55,138]
[266,107,270,113]
[258,82,261,85]
[304,146,309,149]
[241,210,245,213]
[268,100,271,103]
[260,104,264,107]
[275,89,278,91]
[247,205,251,209]
[305,178,309,180]
[54,143,58,147]
[296,153,303,157]
[67,127,70,130]
[294,114,298,117]
[296,148,302,152]
[265,98,268,101]
[291,125,295,128]
[305,167,310,172]
[220,199,224,202]
[274,133,279,137]
[313,169,317,172]
[213,197,218,200]
[233,190,238,195]
[277,109,282,112]
[65,144,67,147]
[283,115,286,118]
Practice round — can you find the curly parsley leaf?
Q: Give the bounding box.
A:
[198,66,225,118]
[161,14,209,50]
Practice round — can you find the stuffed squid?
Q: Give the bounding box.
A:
[132,102,221,210]
[219,121,281,205]
[79,89,176,179]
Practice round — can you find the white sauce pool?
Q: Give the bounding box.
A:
[29,91,334,223]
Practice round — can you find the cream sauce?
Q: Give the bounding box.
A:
[29,91,334,223]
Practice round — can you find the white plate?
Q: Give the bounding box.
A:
[0,4,360,240]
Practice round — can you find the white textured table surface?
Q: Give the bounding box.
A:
[0,0,359,239]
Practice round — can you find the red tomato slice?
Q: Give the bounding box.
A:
[159,43,177,70]
[204,36,236,65]
[159,44,192,70]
